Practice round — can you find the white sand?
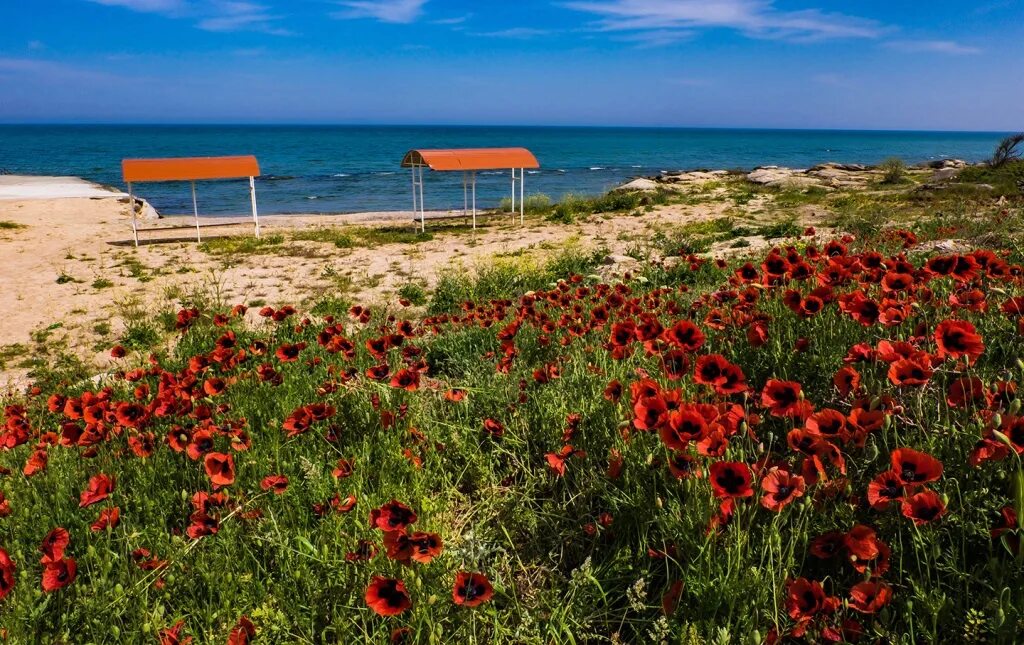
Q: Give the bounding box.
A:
[0,175,125,200]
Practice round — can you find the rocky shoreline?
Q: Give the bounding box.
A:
[617,158,972,192]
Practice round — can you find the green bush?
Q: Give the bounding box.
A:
[879,157,908,184]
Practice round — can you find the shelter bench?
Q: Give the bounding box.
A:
[122,156,262,247]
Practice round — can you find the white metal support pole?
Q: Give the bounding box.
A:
[510,168,516,225]
[191,181,201,243]
[249,176,260,239]
[463,172,468,218]
[520,167,525,225]
[411,166,418,225]
[128,183,138,247]
[418,164,426,233]
[472,171,477,230]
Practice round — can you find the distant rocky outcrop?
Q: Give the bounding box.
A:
[615,159,975,193]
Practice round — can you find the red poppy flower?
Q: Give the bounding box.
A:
[866,470,904,510]
[809,531,845,559]
[660,349,690,381]
[365,576,412,616]
[901,489,947,525]
[946,376,990,408]
[660,409,707,451]
[452,572,494,607]
[115,402,148,429]
[760,469,805,511]
[785,577,838,622]
[890,448,943,485]
[407,531,444,564]
[274,342,306,362]
[369,500,417,532]
[159,621,193,645]
[804,409,848,443]
[0,548,15,601]
[390,368,420,391]
[41,557,77,592]
[91,507,121,532]
[444,389,466,402]
[888,357,933,387]
[226,616,256,645]
[203,452,236,488]
[0,492,9,518]
[848,581,892,614]
[545,445,584,476]
[603,380,623,403]
[661,451,695,479]
[934,319,984,364]
[39,527,70,564]
[202,377,227,397]
[633,395,669,431]
[662,320,705,352]
[761,379,811,418]
[332,458,355,479]
[260,475,289,495]
[79,473,115,508]
[483,418,505,437]
[708,461,753,499]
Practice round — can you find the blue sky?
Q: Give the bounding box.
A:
[0,0,1021,129]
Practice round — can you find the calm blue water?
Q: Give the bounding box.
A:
[0,125,1007,216]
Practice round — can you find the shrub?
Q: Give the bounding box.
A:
[991,133,1024,168]
[879,157,908,184]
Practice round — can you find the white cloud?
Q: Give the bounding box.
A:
[884,40,981,55]
[197,1,293,35]
[471,27,554,39]
[333,0,428,24]
[562,0,883,42]
[86,0,187,14]
[432,14,470,26]
[84,0,291,34]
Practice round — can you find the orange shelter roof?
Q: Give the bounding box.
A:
[401,148,539,171]
[122,156,260,183]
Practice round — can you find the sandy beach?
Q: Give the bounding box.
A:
[1,174,767,389]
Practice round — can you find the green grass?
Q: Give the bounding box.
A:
[0,220,27,230]
[91,277,115,290]
[956,160,1024,196]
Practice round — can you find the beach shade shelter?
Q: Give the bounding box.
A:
[121,155,261,246]
[400,148,540,231]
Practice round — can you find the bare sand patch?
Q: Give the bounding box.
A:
[0,185,747,390]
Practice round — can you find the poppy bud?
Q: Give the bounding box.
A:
[864,442,879,461]
[1017,358,1024,372]
[870,396,882,412]
[992,413,1003,429]
[883,414,892,431]
[114,583,124,596]
[111,626,120,639]
[656,496,663,509]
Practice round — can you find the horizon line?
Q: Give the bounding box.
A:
[0,122,1013,135]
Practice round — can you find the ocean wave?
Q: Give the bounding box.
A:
[262,175,296,182]
[306,196,319,200]
[332,173,351,178]
[527,171,540,175]
[372,172,396,176]
[589,167,605,171]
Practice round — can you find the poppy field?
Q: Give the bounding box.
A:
[3,219,1024,643]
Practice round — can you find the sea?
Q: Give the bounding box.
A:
[0,125,1008,216]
